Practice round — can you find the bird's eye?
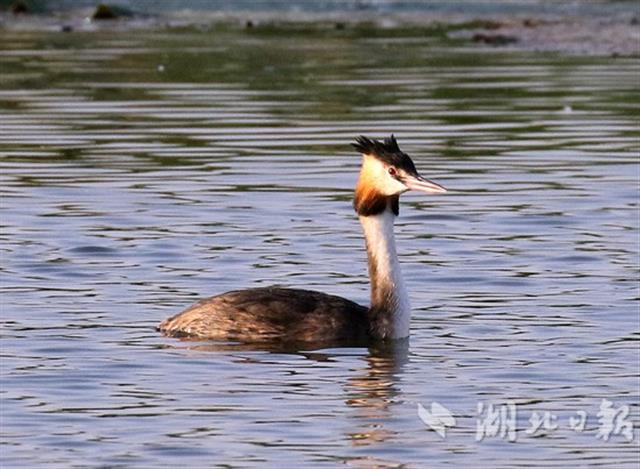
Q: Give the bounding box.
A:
[388,167,397,176]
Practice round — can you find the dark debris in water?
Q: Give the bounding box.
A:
[92,3,133,21]
[10,0,29,14]
[472,32,518,45]
[92,4,117,20]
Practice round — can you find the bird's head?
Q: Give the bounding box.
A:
[353,135,446,216]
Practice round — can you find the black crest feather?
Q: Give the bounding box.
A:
[352,135,417,174]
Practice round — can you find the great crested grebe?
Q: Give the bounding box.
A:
[158,135,446,342]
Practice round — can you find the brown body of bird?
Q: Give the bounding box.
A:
[158,136,446,342]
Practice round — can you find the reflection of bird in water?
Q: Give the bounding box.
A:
[165,333,411,461]
[159,136,446,342]
[343,341,409,450]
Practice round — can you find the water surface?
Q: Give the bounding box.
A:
[1,26,638,467]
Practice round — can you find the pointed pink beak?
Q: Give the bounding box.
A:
[402,174,447,194]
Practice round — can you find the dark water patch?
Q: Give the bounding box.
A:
[66,245,117,255]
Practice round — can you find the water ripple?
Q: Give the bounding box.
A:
[0,27,637,468]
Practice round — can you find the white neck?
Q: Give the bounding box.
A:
[359,208,411,339]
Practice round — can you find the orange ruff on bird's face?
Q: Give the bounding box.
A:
[354,154,405,216]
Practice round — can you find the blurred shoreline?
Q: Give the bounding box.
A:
[1,1,639,57]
